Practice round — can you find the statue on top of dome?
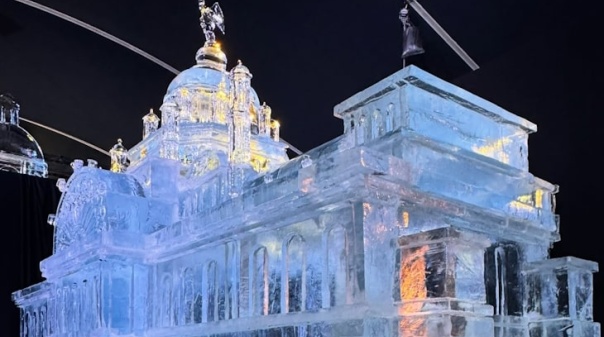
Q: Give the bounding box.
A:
[199,0,225,44]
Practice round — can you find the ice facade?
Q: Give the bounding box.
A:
[13,4,600,337]
[0,93,48,177]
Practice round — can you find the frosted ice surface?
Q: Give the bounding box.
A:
[12,6,600,337]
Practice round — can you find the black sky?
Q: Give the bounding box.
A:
[1,0,602,326]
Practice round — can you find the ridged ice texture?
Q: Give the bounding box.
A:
[13,65,600,337]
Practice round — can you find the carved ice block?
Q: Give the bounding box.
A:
[523,257,598,321]
[524,257,600,337]
[334,65,537,171]
[395,227,494,337]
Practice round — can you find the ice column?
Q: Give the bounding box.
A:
[228,60,253,196]
[160,101,179,160]
[523,257,600,337]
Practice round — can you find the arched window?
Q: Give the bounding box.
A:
[183,268,195,324]
[494,246,507,316]
[31,311,38,337]
[55,288,63,334]
[206,261,218,322]
[194,269,203,324]
[160,275,172,327]
[251,247,269,316]
[327,226,349,308]
[284,235,305,313]
[23,311,30,337]
[485,243,522,316]
[39,305,47,337]
[372,109,384,138]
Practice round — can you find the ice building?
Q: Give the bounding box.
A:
[12,2,600,337]
[0,93,48,177]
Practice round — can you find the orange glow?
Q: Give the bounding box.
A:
[402,211,410,228]
[398,245,428,336]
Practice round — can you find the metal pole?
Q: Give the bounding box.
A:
[407,0,480,70]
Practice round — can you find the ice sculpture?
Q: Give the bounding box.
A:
[0,93,48,177]
[12,2,600,337]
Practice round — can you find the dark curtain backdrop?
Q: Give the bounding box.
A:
[0,171,60,337]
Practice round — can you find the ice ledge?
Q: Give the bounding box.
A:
[523,256,599,274]
[334,65,537,133]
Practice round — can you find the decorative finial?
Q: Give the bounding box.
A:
[237,59,242,65]
[199,0,225,45]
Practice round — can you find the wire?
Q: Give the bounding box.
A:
[14,0,180,75]
[406,0,479,71]
[19,117,111,157]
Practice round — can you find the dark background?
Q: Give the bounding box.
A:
[1,0,602,335]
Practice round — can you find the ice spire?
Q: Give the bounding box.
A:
[228,60,253,196]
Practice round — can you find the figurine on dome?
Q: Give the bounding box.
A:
[199,0,225,44]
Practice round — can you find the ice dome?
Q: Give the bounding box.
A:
[163,43,261,124]
[0,123,45,159]
[0,93,48,177]
[165,42,229,97]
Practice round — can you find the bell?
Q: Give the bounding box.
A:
[400,6,425,59]
[402,25,425,58]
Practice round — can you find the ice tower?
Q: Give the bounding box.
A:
[13,2,599,337]
[0,93,48,177]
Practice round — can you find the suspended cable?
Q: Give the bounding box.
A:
[406,0,479,71]
[19,117,111,157]
[14,0,180,75]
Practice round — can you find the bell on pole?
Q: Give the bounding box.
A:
[399,4,425,64]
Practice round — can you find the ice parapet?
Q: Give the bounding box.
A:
[13,5,599,337]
